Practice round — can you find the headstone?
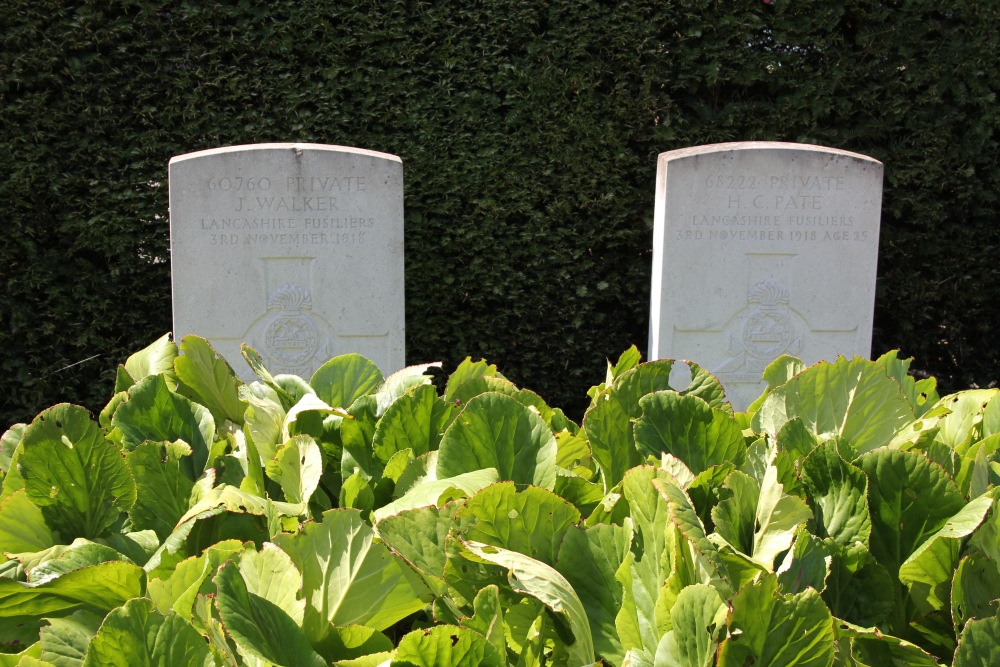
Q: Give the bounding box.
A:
[169,143,405,379]
[649,142,883,410]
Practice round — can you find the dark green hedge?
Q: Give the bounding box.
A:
[3,1,999,426]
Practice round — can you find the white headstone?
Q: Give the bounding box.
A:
[649,142,883,410]
[169,143,405,379]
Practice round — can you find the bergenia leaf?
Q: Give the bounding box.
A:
[81,597,212,667]
[436,392,557,489]
[457,482,580,566]
[372,384,454,463]
[445,357,500,404]
[174,334,247,427]
[112,374,214,476]
[0,489,55,555]
[633,390,745,474]
[653,583,727,667]
[0,561,144,617]
[860,448,966,573]
[953,615,1000,667]
[393,624,505,667]
[310,353,383,409]
[753,356,914,455]
[20,404,136,540]
[718,575,834,667]
[899,493,994,614]
[460,540,595,667]
[265,434,323,505]
[214,560,326,667]
[39,609,102,667]
[123,333,178,388]
[272,509,430,642]
[125,440,195,540]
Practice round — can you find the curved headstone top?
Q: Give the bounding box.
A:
[649,142,883,411]
[656,141,881,163]
[169,143,405,381]
[169,142,403,165]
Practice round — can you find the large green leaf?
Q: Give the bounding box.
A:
[38,609,102,667]
[372,468,499,522]
[763,354,807,389]
[393,624,505,667]
[214,560,326,667]
[26,540,132,585]
[444,357,500,404]
[241,344,295,405]
[0,490,55,556]
[238,542,306,625]
[311,624,393,664]
[969,498,1000,564]
[618,466,676,655]
[372,384,454,463]
[833,621,942,666]
[860,448,967,574]
[436,392,557,489]
[241,383,287,463]
[633,391,746,474]
[19,404,136,540]
[375,503,473,597]
[459,585,506,660]
[585,360,677,492]
[585,388,642,492]
[141,484,295,576]
[555,523,630,667]
[653,583,727,667]
[800,441,871,548]
[125,440,195,541]
[147,539,244,620]
[608,345,643,384]
[876,350,941,418]
[371,362,441,417]
[653,475,733,598]
[587,360,731,492]
[281,392,340,443]
[0,424,24,477]
[0,561,143,617]
[265,435,323,505]
[954,615,1000,667]
[753,356,914,455]
[899,494,994,614]
[81,597,212,667]
[776,530,832,595]
[310,353,384,409]
[123,333,178,388]
[751,466,812,570]
[952,552,1000,634]
[555,428,593,478]
[934,390,998,449]
[718,575,835,667]
[460,540,595,667]
[822,543,895,628]
[617,360,731,415]
[112,375,215,475]
[446,374,520,408]
[272,509,429,641]
[712,471,761,559]
[457,482,580,566]
[174,335,246,427]
[954,434,1000,499]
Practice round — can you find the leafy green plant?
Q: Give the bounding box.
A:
[0,337,997,666]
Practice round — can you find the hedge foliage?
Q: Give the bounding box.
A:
[2,0,999,426]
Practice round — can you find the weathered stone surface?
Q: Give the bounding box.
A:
[169,143,404,379]
[649,142,883,410]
